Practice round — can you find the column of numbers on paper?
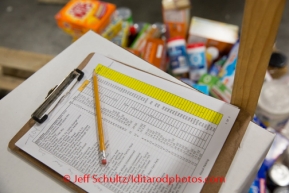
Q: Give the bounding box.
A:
[16,56,239,193]
[80,77,214,167]
[83,79,212,148]
[95,64,223,125]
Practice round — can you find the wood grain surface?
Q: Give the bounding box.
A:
[231,0,286,117]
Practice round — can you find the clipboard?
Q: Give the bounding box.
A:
[8,51,251,193]
[8,53,95,193]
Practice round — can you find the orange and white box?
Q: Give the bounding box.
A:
[143,38,167,71]
[162,0,191,39]
[187,17,239,55]
[55,0,116,38]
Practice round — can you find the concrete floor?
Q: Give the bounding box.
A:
[1,0,289,55]
[0,0,289,98]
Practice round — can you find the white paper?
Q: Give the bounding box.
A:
[16,53,239,193]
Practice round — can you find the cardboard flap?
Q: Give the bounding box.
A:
[201,109,251,193]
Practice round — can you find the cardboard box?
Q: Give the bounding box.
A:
[162,0,191,39]
[187,17,239,55]
[199,73,232,103]
[55,0,116,38]
[143,38,166,71]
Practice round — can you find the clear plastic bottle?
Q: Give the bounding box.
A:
[256,80,289,130]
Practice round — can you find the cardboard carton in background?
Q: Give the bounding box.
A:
[188,17,239,55]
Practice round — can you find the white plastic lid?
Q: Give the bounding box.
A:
[167,38,186,48]
[258,81,289,115]
[269,163,289,186]
[115,7,132,20]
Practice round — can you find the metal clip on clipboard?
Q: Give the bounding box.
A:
[31,69,84,124]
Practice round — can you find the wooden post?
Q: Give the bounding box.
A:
[202,0,286,192]
[231,0,286,117]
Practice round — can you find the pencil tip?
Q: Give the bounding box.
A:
[102,159,107,165]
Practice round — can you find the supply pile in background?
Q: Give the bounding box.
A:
[55,1,289,192]
[55,0,240,101]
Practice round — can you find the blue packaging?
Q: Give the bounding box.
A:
[249,163,267,193]
[253,115,267,129]
[264,132,289,169]
[209,56,228,76]
[180,78,209,95]
[250,132,289,193]
[193,84,209,95]
[219,40,239,87]
[187,43,207,81]
[167,38,190,75]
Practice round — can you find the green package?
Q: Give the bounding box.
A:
[198,74,232,103]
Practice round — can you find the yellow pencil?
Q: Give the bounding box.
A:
[92,70,107,165]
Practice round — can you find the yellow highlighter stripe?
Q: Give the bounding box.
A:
[95,64,223,125]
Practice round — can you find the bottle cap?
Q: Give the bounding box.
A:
[115,7,132,21]
[187,43,205,49]
[269,52,287,68]
[269,163,289,186]
[129,26,137,35]
[167,37,186,43]
[258,80,289,114]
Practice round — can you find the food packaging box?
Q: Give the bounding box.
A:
[192,84,209,95]
[55,0,116,39]
[187,17,239,55]
[219,41,239,88]
[143,38,167,71]
[162,0,191,39]
[198,73,232,103]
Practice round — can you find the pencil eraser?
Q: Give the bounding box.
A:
[102,159,107,165]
